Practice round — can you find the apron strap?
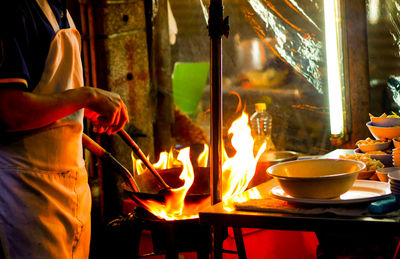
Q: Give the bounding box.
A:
[66,11,76,29]
[35,0,60,32]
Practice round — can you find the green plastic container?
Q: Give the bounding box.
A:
[172,62,210,117]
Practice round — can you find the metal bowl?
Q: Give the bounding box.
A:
[133,167,210,196]
[267,159,366,199]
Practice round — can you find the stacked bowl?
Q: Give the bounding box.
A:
[367,121,400,140]
[355,150,392,168]
[367,113,400,140]
[388,169,400,204]
[366,113,400,167]
[376,167,400,182]
[370,114,400,127]
[393,137,400,148]
[393,148,400,167]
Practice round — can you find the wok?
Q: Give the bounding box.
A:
[118,129,171,191]
[125,166,210,203]
[82,134,210,204]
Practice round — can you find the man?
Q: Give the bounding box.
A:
[0,0,128,258]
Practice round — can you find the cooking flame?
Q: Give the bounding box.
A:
[222,112,266,200]
[132,110,268,220]
[137,148,199,220]
[197,144,209,167]
[224,188,263,212]
[132,148,181,175]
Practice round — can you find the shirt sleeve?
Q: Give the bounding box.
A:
[0,38,30,89]
[0,4,30,90]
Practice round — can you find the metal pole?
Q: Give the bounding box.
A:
[208,0,224,205]
[208,2,229,258]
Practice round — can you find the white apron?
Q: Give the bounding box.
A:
[0,0,91,258]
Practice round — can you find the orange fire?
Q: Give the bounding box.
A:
[221,112,266,200]
[224,188,263,212]
[132,111,267,220]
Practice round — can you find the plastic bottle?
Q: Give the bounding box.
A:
[250,103,275,153]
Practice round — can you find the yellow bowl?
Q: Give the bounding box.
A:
[366,121,400,140]
[267,159,366,199]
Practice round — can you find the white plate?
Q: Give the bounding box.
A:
[270,180,391,205]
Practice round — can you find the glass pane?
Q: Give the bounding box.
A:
[169,0,332,155]
[366,0,400,115]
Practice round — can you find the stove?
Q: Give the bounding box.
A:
[105,207,217,258]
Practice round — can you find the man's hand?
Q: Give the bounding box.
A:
[84,88,129,135]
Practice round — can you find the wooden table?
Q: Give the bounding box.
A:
[199,150,400,258]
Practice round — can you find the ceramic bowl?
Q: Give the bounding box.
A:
[376,167,400,182]
[354,148,392,168]
[390,179,400,186]
[393,147,400,154]
[389,171,400,204]
[390,186,400,205]
[393,148,400,167]
[267,159,365,199]
[390,184,400,193]
[357,170,376,180]
[370,116,400,127]
[390,181,400,191]
[357,141,390,153]
[389,170,400,182]
[393,138,400,148]
[366,121,400,140]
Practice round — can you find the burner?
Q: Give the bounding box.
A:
[105,207,214,258]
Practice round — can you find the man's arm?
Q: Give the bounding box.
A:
[0,87,129,134]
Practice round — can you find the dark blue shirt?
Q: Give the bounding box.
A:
[0,0,70,91]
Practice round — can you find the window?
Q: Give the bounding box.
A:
[167,0,399,155]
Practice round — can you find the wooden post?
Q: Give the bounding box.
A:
[340,0,371,148]
[151,0,175,158]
